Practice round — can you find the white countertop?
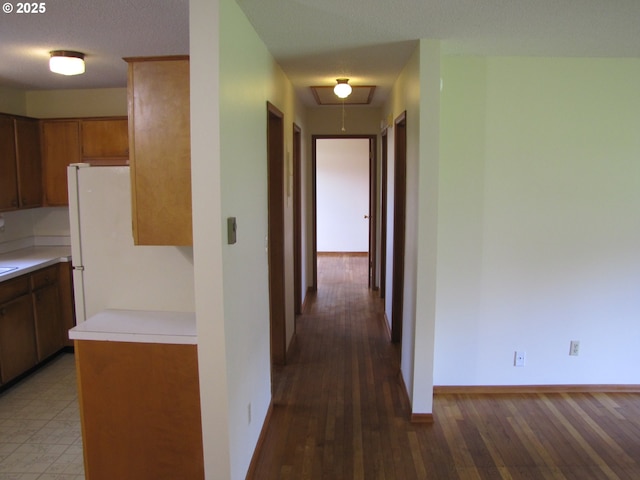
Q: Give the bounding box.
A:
[0,246,72,282]
[69,309,197,345]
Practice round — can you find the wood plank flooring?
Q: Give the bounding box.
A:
[249,253,640,479]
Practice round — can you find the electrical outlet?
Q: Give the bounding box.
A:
[247,403,252,425]
[569,341,580,356]
[514,351,526,367]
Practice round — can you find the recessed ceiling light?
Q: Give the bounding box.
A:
[49,50,85,76]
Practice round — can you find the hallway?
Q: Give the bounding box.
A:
[251,253,413,478]
[249,253,640,479]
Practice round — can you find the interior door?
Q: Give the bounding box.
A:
[391,112,407,344]
[267,102,286,366]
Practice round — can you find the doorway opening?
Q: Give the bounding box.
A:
[311,135,377,290]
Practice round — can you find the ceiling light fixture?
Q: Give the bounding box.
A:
[49,50,85,76]
[333,78,352,99]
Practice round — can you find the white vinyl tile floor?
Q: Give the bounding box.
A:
[0,353,85,480]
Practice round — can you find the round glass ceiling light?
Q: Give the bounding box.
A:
[49,51,85,76]
[333,78,352,99]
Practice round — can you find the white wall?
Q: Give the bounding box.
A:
[436,56,640,386]
[190,1,231,478]
[382,40,440,415]
[0,207,70,253]
[316,138,369,252]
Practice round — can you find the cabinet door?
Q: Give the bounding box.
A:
[81,118,129,164]
[33,283,64,361]
[0,294,37,384]
[0,116,19,211]
[127,57,192,245]
[41,120,81,206]
[15,117,43,208]
[58,262,75,347]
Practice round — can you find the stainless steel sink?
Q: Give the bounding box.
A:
[0,267,18,275]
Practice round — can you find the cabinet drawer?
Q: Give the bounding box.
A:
[0,275,30,304]
[31,265,58,290]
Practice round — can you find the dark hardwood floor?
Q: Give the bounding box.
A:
[249,253,640,479]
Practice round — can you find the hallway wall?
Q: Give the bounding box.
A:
[191,0,306,478]
[381,40,441,415]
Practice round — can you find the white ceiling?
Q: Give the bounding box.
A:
[1,0,638,106]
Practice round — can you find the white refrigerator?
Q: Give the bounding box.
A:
[67,164,195,323]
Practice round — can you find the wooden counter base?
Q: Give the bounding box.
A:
[75,340,204,480]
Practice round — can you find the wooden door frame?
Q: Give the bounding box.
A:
[391,112,407,344]
[368,136,377,290]
[267,102,286,366]
[311,134,377,290]
[380,129,388,299]
[293,123,302,316]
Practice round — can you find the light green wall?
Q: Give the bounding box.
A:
[436,56,640,386]
[26,88,127,118]
[0,85,26,115]
[214,0,305,477]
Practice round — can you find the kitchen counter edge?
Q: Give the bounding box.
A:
[0,246,72,283]
[69,309,198,345]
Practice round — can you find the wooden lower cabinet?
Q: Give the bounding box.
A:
[75,340,204,480]
[0,262,74,387]
[0,292,38,384]
[33,282,64,361]
[58,262,76,347]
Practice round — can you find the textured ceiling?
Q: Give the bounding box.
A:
[0,0,189,90]
[1,0,638,107]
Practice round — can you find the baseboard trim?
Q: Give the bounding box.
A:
[301,287,314,314]
[317,251,368,257]
[287,332,297,356]
[381,312,392,341]
[246,401,274,480]
[411,413,434,424]
[434,384,640,394]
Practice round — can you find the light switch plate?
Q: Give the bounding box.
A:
[227,217,237,244]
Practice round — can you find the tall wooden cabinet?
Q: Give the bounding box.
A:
[125,56,192,246]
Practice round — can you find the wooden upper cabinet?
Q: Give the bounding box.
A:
[81,117,129,164]
[0,114,42,211]
[125,56,192,246]
[0,115,19,211]
[15,117,43,208]
[41,120,81,206]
